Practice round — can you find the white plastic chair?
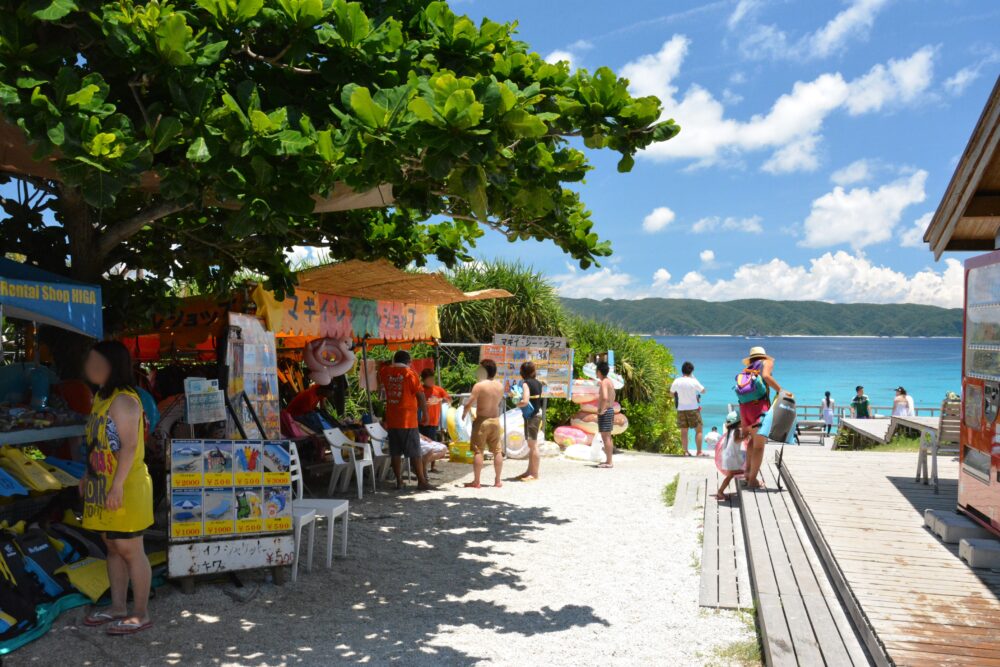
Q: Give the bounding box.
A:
[325,428,375,499]
[366,421,410,482]
[364,423,392,480]
[289,442,350,567]
[322,428,356,495]
[291,506,316,583]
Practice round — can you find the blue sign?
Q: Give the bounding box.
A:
[0,258,103,338]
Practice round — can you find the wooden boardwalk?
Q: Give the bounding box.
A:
[839,418,893,445]
[780,449,1000,666]
[740,461,871,666]
[700,470,752,610]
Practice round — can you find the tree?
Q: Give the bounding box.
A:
[0,1,678,348]
[439,259,566,343]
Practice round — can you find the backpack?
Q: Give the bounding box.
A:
[734,365,768,404]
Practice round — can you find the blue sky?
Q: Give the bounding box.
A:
[440,0,1000,307]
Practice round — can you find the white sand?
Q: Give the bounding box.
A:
[9,453,753,666]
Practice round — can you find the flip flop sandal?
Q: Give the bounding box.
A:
[83,611,125,627]
[106,619,153,636]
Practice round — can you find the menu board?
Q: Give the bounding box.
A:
[479,344,574,398]
[226,313,281,439]
[169,439,292,541]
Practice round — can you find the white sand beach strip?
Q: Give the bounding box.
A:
[8,453,754,666]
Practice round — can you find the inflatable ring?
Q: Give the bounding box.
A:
[304,338,356,386]
[577,401,621,415]
[571,412,629,435]
[570,379,599,404]
[553,425,590,447]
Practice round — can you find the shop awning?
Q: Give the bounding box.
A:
[925,75,1000,258]
[0,258,103,338]
[255,260,513,342]
[294,260,512,305]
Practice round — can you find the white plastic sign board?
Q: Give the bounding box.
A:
[167,536,294,578]
[185,390,226,424]
[492,334,566,349]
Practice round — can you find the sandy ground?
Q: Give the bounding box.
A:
[8,452,753,666]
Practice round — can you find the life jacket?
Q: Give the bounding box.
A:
[14,528,70,599]
[735,361,768,404]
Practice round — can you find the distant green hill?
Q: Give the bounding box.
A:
[560,298,963,337]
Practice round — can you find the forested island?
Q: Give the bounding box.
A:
[561,298,963,337]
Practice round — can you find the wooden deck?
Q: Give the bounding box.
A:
[739,460,871,666]
[700,470,752,610]
[839,417,893,445]
[780,449,1000,666]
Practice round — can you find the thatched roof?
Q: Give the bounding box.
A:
[294,260,512,305]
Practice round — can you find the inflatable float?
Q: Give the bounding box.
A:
[571,412,629,435]
[303,337,356,385]
[576,400,621,415]
[553,425,590,447]
[581,363,625,389]
[563,439,606,462]
[570,379,599,404]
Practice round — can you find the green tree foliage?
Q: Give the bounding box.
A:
[439,259,566,343]
[0,0,678,324]
[438,260,681,452]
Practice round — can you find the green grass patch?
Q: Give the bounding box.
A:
[709,607,763,666]
[836,433,922,453]
[662,473,680,506]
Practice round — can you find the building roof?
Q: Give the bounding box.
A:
[925,75,1000,258]
[294,260,512,305]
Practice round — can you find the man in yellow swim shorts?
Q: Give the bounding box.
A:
[462,359,505,488]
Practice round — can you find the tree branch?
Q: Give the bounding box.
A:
[238,45,317,75]
[97,201,191,256]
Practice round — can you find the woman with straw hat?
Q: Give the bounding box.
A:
[736,346,782,489]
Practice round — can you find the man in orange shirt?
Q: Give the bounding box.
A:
[378,350,430,490]
[419,368,450,473]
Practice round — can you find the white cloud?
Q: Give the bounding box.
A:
[642,206,676,233]
[551,265,634,299]
[699,250,717,267]
[762,135,821,173]
[734,0,892,61]
[831,159,872,186]
[900,212,933,248]
[801,170,927,250]
[544,50,577,70]
[728,0,763,29]
[845,47,935,115]
[810,0,891,59]
[652,268,672,288]
[626,37,934,172]
[944,50,1000,96]
[647,251,963,308]
[569,39,594,51]
[692,215,764,234]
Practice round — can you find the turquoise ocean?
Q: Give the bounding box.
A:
[654,336,963,448]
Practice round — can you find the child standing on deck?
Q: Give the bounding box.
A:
[714,412,745,501]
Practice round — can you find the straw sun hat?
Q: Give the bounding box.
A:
[743,346,773,365]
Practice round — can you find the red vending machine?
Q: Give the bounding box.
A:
[959,249,1000,536]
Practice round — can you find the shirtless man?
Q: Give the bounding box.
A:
[596,361,616,469]
[462,359,505,488]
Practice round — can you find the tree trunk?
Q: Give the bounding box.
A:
[42,186,103,378]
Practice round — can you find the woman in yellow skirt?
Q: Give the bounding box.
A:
[80,341,154,635]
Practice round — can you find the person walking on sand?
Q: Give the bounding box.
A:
[514,361,545,482]
[822,391,835,436]
[462,359,505,488]
[596,361,616,469]
[851,386,871,419]
[378,350,431,491]
[670,361,706,456]
[736,347,781,490]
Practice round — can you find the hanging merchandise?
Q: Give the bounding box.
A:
[303,338,356,385]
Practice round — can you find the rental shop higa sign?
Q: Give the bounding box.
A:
[0,276,103,338]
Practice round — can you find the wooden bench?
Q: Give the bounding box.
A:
[794,420,827,446]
